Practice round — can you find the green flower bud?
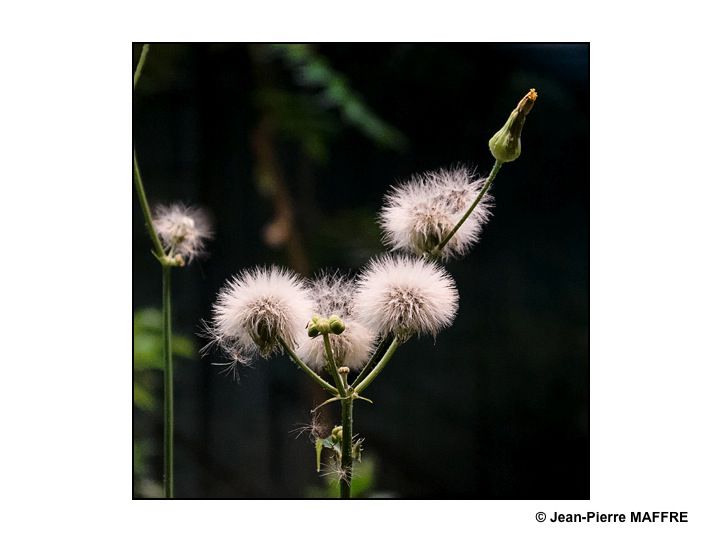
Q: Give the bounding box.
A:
[328,314,346,335]
[331,425,343,442]
[316,318,331,335]
[488,88,537,163]
[307,322,320,338]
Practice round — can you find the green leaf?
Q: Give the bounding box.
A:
[133,308,196,371]
[269,44,407,151]
[133,381,156,411]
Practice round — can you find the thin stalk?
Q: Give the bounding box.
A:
[322,334,347,397]
[135,43,174,498]
[352,334,392,389]
[435,160,503,253]
[133,149,165,260]
[162,265,174,498]
[134,44,150,89]
[278,336,339,395]
[340,395,354,499]
[133,44,165,262]
[354,337,401,395]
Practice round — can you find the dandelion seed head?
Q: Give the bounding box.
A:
[354,254,459,340]
[153,203,212,263]
[307,272,357,319]
[209,266,313,359]
[296,273,376,372]
[379,166,493,260]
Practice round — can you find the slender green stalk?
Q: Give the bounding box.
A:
[133,45,166,261]
[435,160,503,253]
[133,149,166,260]
[134,44,150,89]
[340,395,353,499]
[278,336,339,395]
[352,334,392,388]
[322,334,347,397]
[354,337,401,395]
[323,337,353,498]
[135,42,176,499]
[162,265,174,498]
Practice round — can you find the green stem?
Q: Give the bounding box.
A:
[278,336,339,395]
[354,337,401,395]
[340,395,353,499]
[162,265,174,498]
[134,44,150,90]
[435,160,503,253]
[133,149,166,260]
[322,334,347,397]
[133,44,166,262]
[352,334,392,389]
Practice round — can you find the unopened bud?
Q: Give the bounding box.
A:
[307,323,320,338]
[316,318,331,335]
[331,425,343,442]
[328,314,345,335]
[488,88,537,163]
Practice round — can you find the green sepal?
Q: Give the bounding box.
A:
[315,438,323,472]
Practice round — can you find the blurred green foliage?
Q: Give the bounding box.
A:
[255,88,340,164]
[269,44,407,152]
[133,308,195,411]
[133,308,197,497]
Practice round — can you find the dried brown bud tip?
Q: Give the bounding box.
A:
[516,88,537,116]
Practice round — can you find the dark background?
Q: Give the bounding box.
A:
[132,43,589,499]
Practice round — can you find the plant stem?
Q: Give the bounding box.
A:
[278,336,339,395]
[353,337,401,395]
[434,160,503,253]
[340,395,354,499]
[352,334,392,388]
[135,43,174,498]
[133,149,166,260]
[320,334,353,498]
[134,44,150,90]
[133,44,166,262]
[162,264,174,498]
[322,334,347,397]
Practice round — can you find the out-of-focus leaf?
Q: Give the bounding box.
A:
[268,44,407,151]
[134,381,156,411]
[133,308,196,371]
[133,441,146,476]
[255,88,339,163]
[348,457,375,497]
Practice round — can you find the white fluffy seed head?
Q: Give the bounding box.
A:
[296,273,376,372]
[209,266,313,359]
[379,166,493,260]
[354,254,459,341]
[153,203,212,263]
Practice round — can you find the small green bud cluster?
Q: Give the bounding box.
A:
[331,425,343,443]
[307,314,346,337]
